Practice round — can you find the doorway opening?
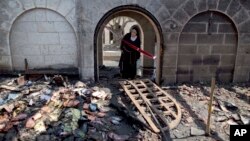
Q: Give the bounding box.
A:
[94,5,163,84]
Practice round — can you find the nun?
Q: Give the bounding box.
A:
[119,27,141,79]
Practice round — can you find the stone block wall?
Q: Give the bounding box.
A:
[1,0,250,84]
[0,0,77,73]
[177,11,237,83]
[10,9,77,70]
[161,0,250,84]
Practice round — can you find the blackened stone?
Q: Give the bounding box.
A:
[157,7,171,23]
[233,9,249,24]
[173,9,190,25]
[191,12,210,22]
[208,0,218,9]
[218,0,231,11]
[183,23,206,33]
[225,34,237,45]
[183,0,197,16]
[197,34,223,44]
[179,34,196,44]
[164,33,179,44]
[218,23,236,33]
[197,0,208,12]
[239,20,250,33]
[203,55,220,65]
[240,34,250,44]
[240,0,250,10]
[227,0,242,17]
[163,0,183,12]
[177,67,190,74]
[212,12,232,23]
[179,45,197,54]
[147,0,162,14]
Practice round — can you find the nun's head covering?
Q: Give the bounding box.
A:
[131,26,140,38]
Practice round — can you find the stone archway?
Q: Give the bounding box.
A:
[10,8,78,71]
[177,11,238,83]
[94,5,164,84]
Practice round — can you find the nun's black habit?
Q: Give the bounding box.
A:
[119,32,141,79]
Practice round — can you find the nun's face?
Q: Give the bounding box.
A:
[131,29,137,37]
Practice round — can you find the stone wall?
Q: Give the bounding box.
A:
[161,0,250,84]
[10,9,77,70]
[0,0,77,72]
[177,11,237,83]
[1,0,250,84]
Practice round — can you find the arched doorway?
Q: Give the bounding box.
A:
[94,5,163,84]
[102,16,141,69]
[177,11,238,83]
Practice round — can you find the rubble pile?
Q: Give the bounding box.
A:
[0,75,140,141]
[1,68,250,141]
[164,84,250,140]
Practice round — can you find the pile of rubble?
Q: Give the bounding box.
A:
[0,75,140,141]
[164,84,250,140]
[1,70,250,141]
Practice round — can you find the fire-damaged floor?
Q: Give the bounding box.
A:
[0,67,250,141]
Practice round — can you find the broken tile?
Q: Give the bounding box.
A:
[34,120,46,133]
[41,106,52,113]
[215,116,228,122]
[7,93,20,101]
[62,93,76,100]
[40,94,51,102]
[111,119,120,125]
[186,117,193,123]
[232,114,240,121]
[29,99,34,106]
[108,132,130,141]
[0,123,6,130]
[190,127,205,136]
[17,76,26,86]
[12,114,27,121]
[26,118,36,128]
[92,90,108,100]
[240,115,250,125]
[25,81,33,87]
[227,119,238,125]
[2,122,14,132]
[89,103,98,112]
[33,113,42,120]
[75,81,86,88]
[4,103,15,113]
[0,98,4,105]
[0,85,17,91]
[48,109,62,122]
[96,112,106,118]
[63,100,80,107]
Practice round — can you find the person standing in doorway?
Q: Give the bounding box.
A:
[119,27,141,79]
